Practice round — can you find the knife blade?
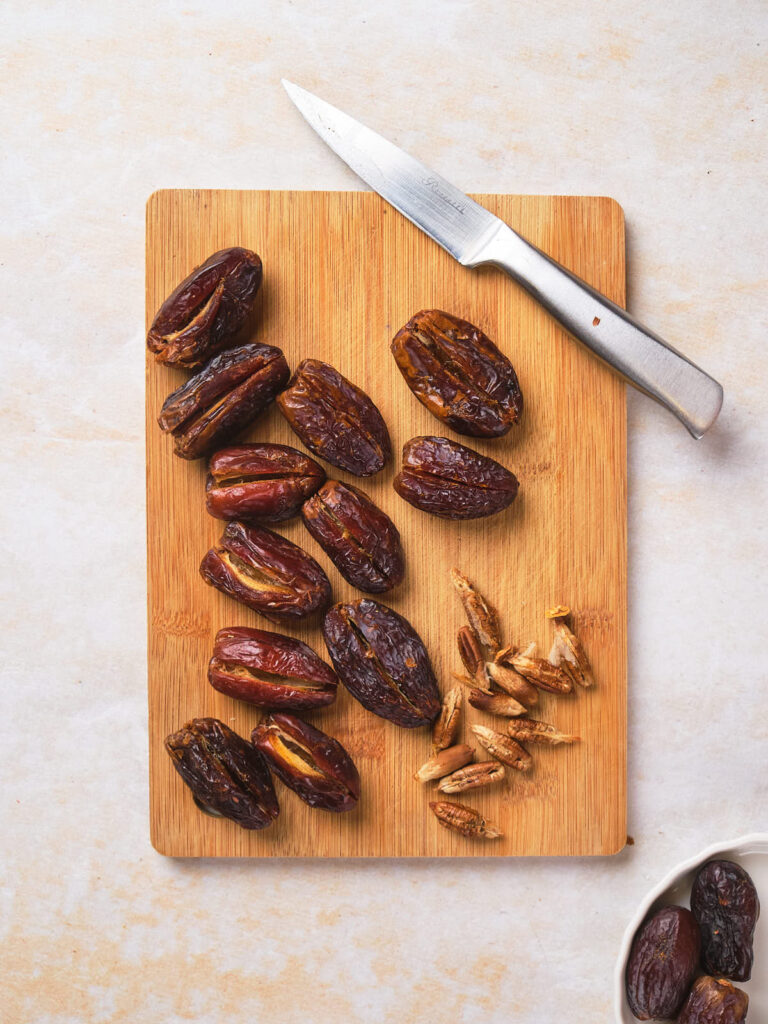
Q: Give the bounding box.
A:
[282,79,723,439]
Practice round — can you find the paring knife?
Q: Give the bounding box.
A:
[282,80,723,439]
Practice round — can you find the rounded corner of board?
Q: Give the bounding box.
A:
[149,825,176,859]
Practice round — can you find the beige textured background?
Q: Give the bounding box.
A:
[1,2,766,1021]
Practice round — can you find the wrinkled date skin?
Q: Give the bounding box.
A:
[391,309,523,437]
[277,359,392,476]
[678,976,749,1024]
[158,343,290,460]
[691,859,760,982]
[302,480,405,593]
[253,712,360,813]
[206,444,326,523]
[200,521,332,621]
[393,435,519,520]
[208,626,337,710]
[147,247,263,369]
[165,717,279,830]
[625,905,701,1021]
[323,599,441,728]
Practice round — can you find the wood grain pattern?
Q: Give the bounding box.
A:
[146,189,626,858]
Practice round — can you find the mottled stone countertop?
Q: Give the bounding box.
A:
[2,2,766,1021]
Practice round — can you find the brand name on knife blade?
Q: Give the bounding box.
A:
[423,178,466,213]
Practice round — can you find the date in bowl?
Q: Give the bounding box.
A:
[614,833,768,1022]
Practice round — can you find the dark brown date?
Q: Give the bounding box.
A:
[208,626,337,710]
[147,247,262,369]
[164,717,278,830]
[158,343,290,460]
[691,859,760,982]
[302,480,405,593]
[200,521,332,621]
[625,905,701,1021]
[206,444,326,523]
[322,599,441,728]
[252,712,360,813]
[678,976,749,1024]
[391,309,523,437]
[393,435,519,519]
[276,359,391,476]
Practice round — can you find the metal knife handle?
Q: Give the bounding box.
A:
[469,223,723,438]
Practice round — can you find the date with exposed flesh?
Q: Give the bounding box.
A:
[253,712,360,813]
[206,444,326,523]
[393,435,518,519]
[165,717,278,830]
[302,480,404,593]
[200,521,332,621]
[147,247,263,369]
[323,598,441,728]
[277,359,391,476]
[158,343,289,460]
[208,627,337,710]
[391,309,522,437]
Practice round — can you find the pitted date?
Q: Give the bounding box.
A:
[208,626,337,710]
[393,435,519,519]
[206,444,326,523]
[302,480,405,593]
[147,247,262,369]
[323,599,441,728]
[200,521,332,621]
[678,976,749,1024]
[625,905,701,1021]
[391,309,523,437]
[277,359,391,476]
[165,717,278,830]
[158,343,290,460]
[253,712,360,813]
[691,859,760,982]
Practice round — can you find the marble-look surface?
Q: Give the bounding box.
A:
[2,2,766,1021]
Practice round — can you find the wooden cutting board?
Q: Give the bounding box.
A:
[146,189,626,858]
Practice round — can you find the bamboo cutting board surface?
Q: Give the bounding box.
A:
[146,189,626,858]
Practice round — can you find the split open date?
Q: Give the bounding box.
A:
[200,521,331,621]
[252,712,360,813]
[165,717,278,830]
[277,359,391,476]
[302,480,404,593]
[208,626,337,711]
[323,599,441,728]
[166,714,360,826]
[147,247,263,369]
[158,343,289,460]
[206,444,326,523]
[394,435,519,520]
[391,309,522,437]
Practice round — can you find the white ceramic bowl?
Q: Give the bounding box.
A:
[614,834,768,1022]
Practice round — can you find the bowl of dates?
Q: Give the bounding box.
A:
[615,834,767,1022]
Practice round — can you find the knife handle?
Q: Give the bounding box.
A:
[470,224,723,438]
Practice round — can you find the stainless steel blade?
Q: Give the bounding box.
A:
[282,80,724,438]
[281,79,500,265]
